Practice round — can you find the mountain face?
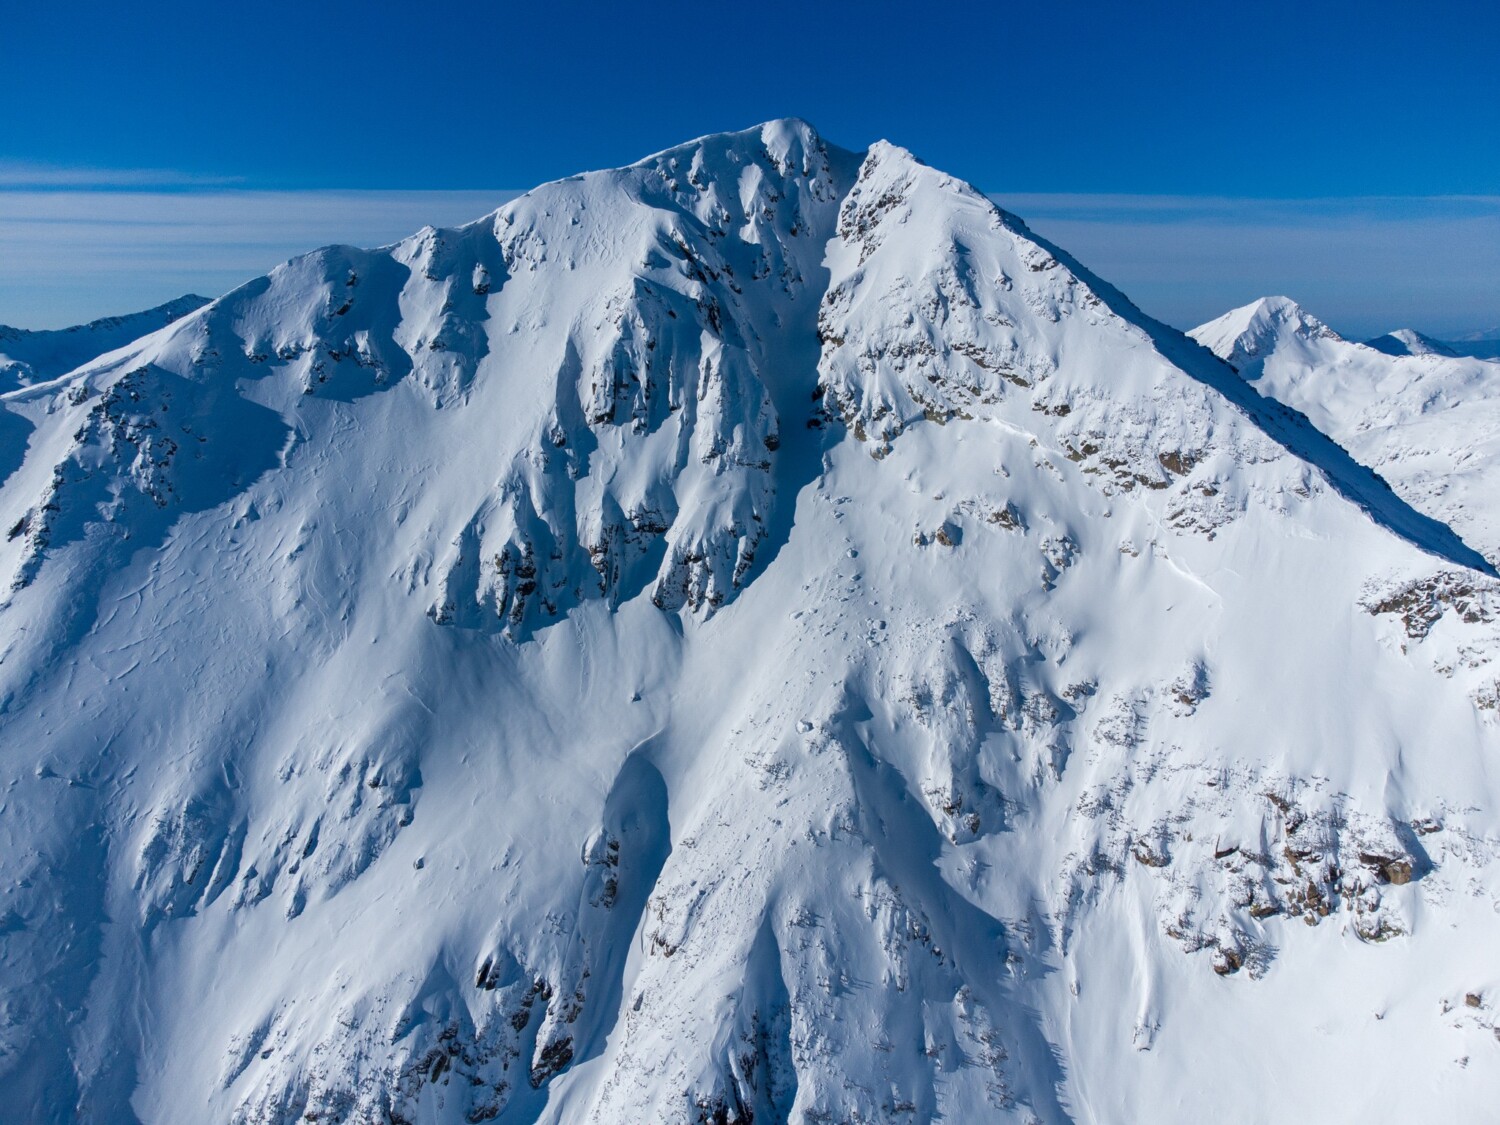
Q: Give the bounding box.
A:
[1192,296,1500,567]
[3,122,1500,1125]
[0,295,211,390]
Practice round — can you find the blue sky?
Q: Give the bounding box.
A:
[3,0,1497,335]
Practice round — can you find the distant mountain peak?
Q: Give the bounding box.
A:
[1187,295,1341,373]
[1364,327,1460,358]
[0,294,212,389]
[1450,324,1500,343]
[1193,295,1500,569]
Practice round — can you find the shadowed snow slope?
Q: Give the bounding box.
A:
[1194,296,1500,568]
[4,124,1500,1125]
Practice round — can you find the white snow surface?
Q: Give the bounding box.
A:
[1193,295,1500,567]
[3,122,1500,1125]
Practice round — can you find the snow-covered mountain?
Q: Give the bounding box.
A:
[4,122,1500,1125]
[1192,295,1500,566]
[1183,293,1342,374]
[1364,327,1460,358]
[0,294,211,389]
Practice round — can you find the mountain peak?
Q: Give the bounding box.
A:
[1195,294,1500,567]
[617,116,844,177]
[1364,327,1459,358]
[1188,294,1340,373]
[0,293,212,389]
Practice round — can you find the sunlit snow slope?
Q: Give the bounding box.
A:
[4,124,1500,1125]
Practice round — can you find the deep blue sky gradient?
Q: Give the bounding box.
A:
[4,0,1497,196]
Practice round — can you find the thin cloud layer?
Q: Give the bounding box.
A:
[0,190,516,329]
[997,193,1500,339]
[2,188,1497,340]
[0,161,245,188]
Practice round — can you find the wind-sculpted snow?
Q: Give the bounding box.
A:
[2,123,1500,1125]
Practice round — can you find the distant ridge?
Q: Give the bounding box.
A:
[0,294,211,388]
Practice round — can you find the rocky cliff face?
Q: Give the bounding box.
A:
[2,122,1498,1125]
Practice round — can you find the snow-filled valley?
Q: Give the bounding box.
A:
[2,120,1500,1124]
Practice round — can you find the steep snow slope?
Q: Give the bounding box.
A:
[0,295,211,389]
[1364,327,1459,358]
[3,124,1500,1125]
[1193,296,1500,566]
